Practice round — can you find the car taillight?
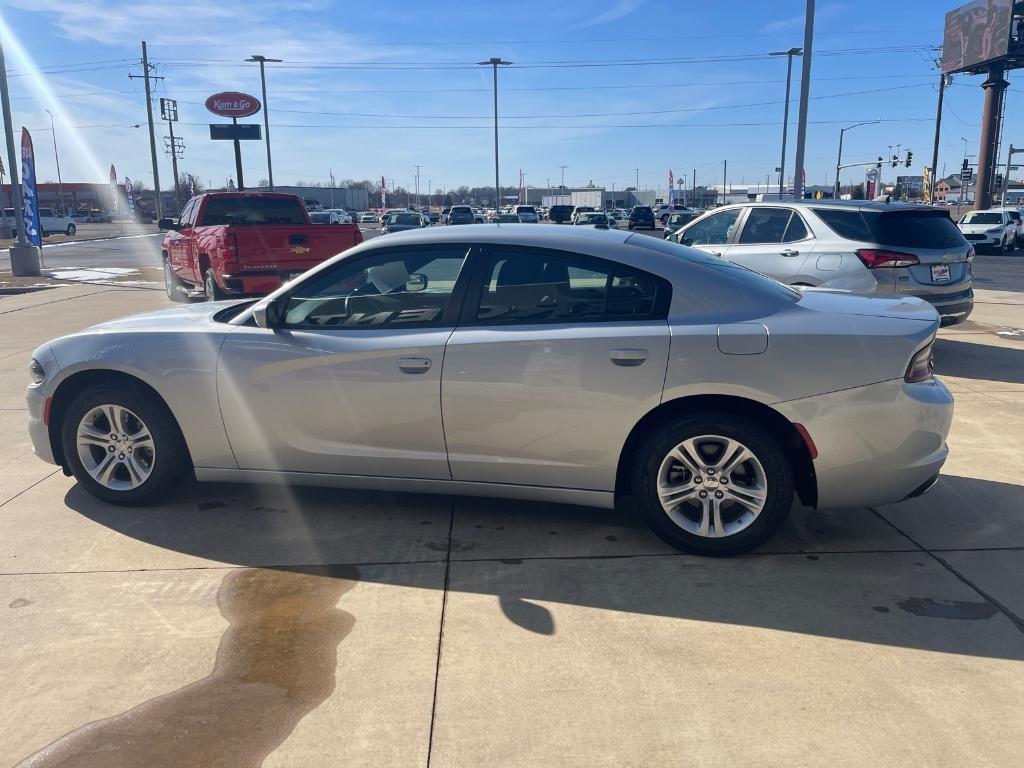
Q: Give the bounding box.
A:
[966,247,975,262]
[225,233,239,264]
[905,341,934,383]
[855,249,921,268]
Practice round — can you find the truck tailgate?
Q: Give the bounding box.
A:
[227,224,362,267]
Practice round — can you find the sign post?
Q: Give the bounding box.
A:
[205,92,261,191]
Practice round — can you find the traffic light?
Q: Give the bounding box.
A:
[904,150,913,168]
[891,155,899,168]
[877,156,884,169]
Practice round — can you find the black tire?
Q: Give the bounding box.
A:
[61,383,190,506]
[66,224,77,236]
[631,412,794,556]
[163,258,188,303]
[205,269,228,301]
[1005,236,1015,254]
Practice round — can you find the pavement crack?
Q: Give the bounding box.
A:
[869,507,1024,634]
[425,498,456,768]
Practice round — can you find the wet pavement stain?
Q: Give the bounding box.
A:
[872,606,891,613]
[197,500,228,511]
[8,597,31,609]
[895,597,998,621]
[16,565,358,768]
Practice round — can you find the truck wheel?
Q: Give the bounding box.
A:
[204,269,228,301]
[61,383,190,506]
[163,259,190,303]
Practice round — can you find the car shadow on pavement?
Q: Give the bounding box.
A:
[62,474,1024,662]
[935,337,1024,384]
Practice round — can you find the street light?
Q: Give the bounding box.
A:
[478,57,512,209]
[559,164,567,190]
[834,120,879,199]
[770,47,802,199]
[44,109,64,213]
[246,54,282,189]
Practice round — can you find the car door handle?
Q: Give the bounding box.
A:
[609,349,648,367]
[398,357,432,374]
[780,249,800,257]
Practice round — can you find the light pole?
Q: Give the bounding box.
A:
[246,54,282,190]
[770,47,802,199]
[961,137,971,203]
[44,109,64,213]
[414,165,421,208]
[427,178,432,207]
[478,57,512,208]
[834,120,878,199]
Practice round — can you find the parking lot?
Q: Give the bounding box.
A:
[2,251,1023,765]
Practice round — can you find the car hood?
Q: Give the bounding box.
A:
[959,222,1002,232]
[84,300,244,333]
[796,288,938,322]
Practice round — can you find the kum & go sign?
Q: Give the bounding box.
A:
[205,92,261,118]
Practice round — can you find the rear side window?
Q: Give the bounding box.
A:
[813,208,874,241]
[473,247,669,324]
[738,208,792,244]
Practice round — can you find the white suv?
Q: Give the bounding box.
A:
[39,208,77,237]
[957,209,1015,253]
[513,205,539,223]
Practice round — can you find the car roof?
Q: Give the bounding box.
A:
[716,199,942,213]
[357,222,634,249]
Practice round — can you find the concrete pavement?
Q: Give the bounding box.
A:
[2,256,1023,765]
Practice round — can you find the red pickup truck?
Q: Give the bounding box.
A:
[159,192,363,301]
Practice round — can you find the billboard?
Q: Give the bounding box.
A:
[942,0,1014,74]
[20,128,41,248]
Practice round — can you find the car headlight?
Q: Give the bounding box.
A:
[29,358,45,384]
[987,227,1003,234]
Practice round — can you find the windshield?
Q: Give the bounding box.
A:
[577,213,605,224]
[388,213,421,225]
[516,206,535,213]
[960,212,1002,225]
[200,197,307,226]
[309,213,331,223]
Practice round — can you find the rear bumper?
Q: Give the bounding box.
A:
[919,287,974,326]
[774,376,953,510]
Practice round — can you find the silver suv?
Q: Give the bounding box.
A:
[674,201,974,326]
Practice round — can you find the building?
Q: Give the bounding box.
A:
[265,185,370,211]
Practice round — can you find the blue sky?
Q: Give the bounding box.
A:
[0,0,1011,193]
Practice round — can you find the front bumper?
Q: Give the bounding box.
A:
[774,376,954,510]
[962,233,1003,249]
[25,344,61,466]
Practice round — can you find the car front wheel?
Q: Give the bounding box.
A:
[66,224,77,236]
[61,384,189,505]
[632,413,794,556]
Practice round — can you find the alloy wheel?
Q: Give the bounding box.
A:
[656,434,768,538]
[75,404,156,490]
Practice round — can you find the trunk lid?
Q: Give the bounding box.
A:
[796,288,939,323]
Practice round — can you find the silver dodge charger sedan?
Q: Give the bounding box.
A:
[25,225,953,556]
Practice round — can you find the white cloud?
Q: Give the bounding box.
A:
[573,0,648,29]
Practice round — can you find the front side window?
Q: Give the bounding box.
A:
[684,209,741,245]
[474,247,668,325]
[282,248,467,328]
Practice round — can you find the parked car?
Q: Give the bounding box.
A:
[960,209,1016,252]
[428,211,441,224]
[655,204,694,225]
[310,211,349,225]
[359,212,378,224]
[382,211,426,233]
[27,225,953,556]
[473,208,487,223]
[663,211,701,240]
[571,206,596,222]
[448,205,476,225]
[514,205,539,223]
[159,192,363,302]
[676,201,974,326]
[573,211,617,229]
[628,206,656,230]
[38,208,76,236]
[548,205,575,224]
[322,208,353,224]
[492,213,521,223]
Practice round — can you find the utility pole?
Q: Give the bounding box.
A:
[692,167,696,207]
[928,72,948,204]
[44,109,64,213]
[1,38,40,275]
[791,0,815,201]
[1001,144,1023,206]
[634,168,639,192]
[160,98,183,211]
[560,164,567,190]
[414,165,421,208]
[478,57,512,209]
[722,160,727,205]
[427,178,432,207]
[129,42,163,220]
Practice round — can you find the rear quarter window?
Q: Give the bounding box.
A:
[812,208,874,241]
[869,211,966,248]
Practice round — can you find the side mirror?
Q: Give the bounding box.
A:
[254,298,284,329]
[406,273,428,292]
[682,237,694,246]
[158,218,178,231]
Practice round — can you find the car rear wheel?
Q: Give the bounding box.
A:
[61,384,189,506]
[66,224,77,236]
[205,269,228,301]
[632,413,794,556]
